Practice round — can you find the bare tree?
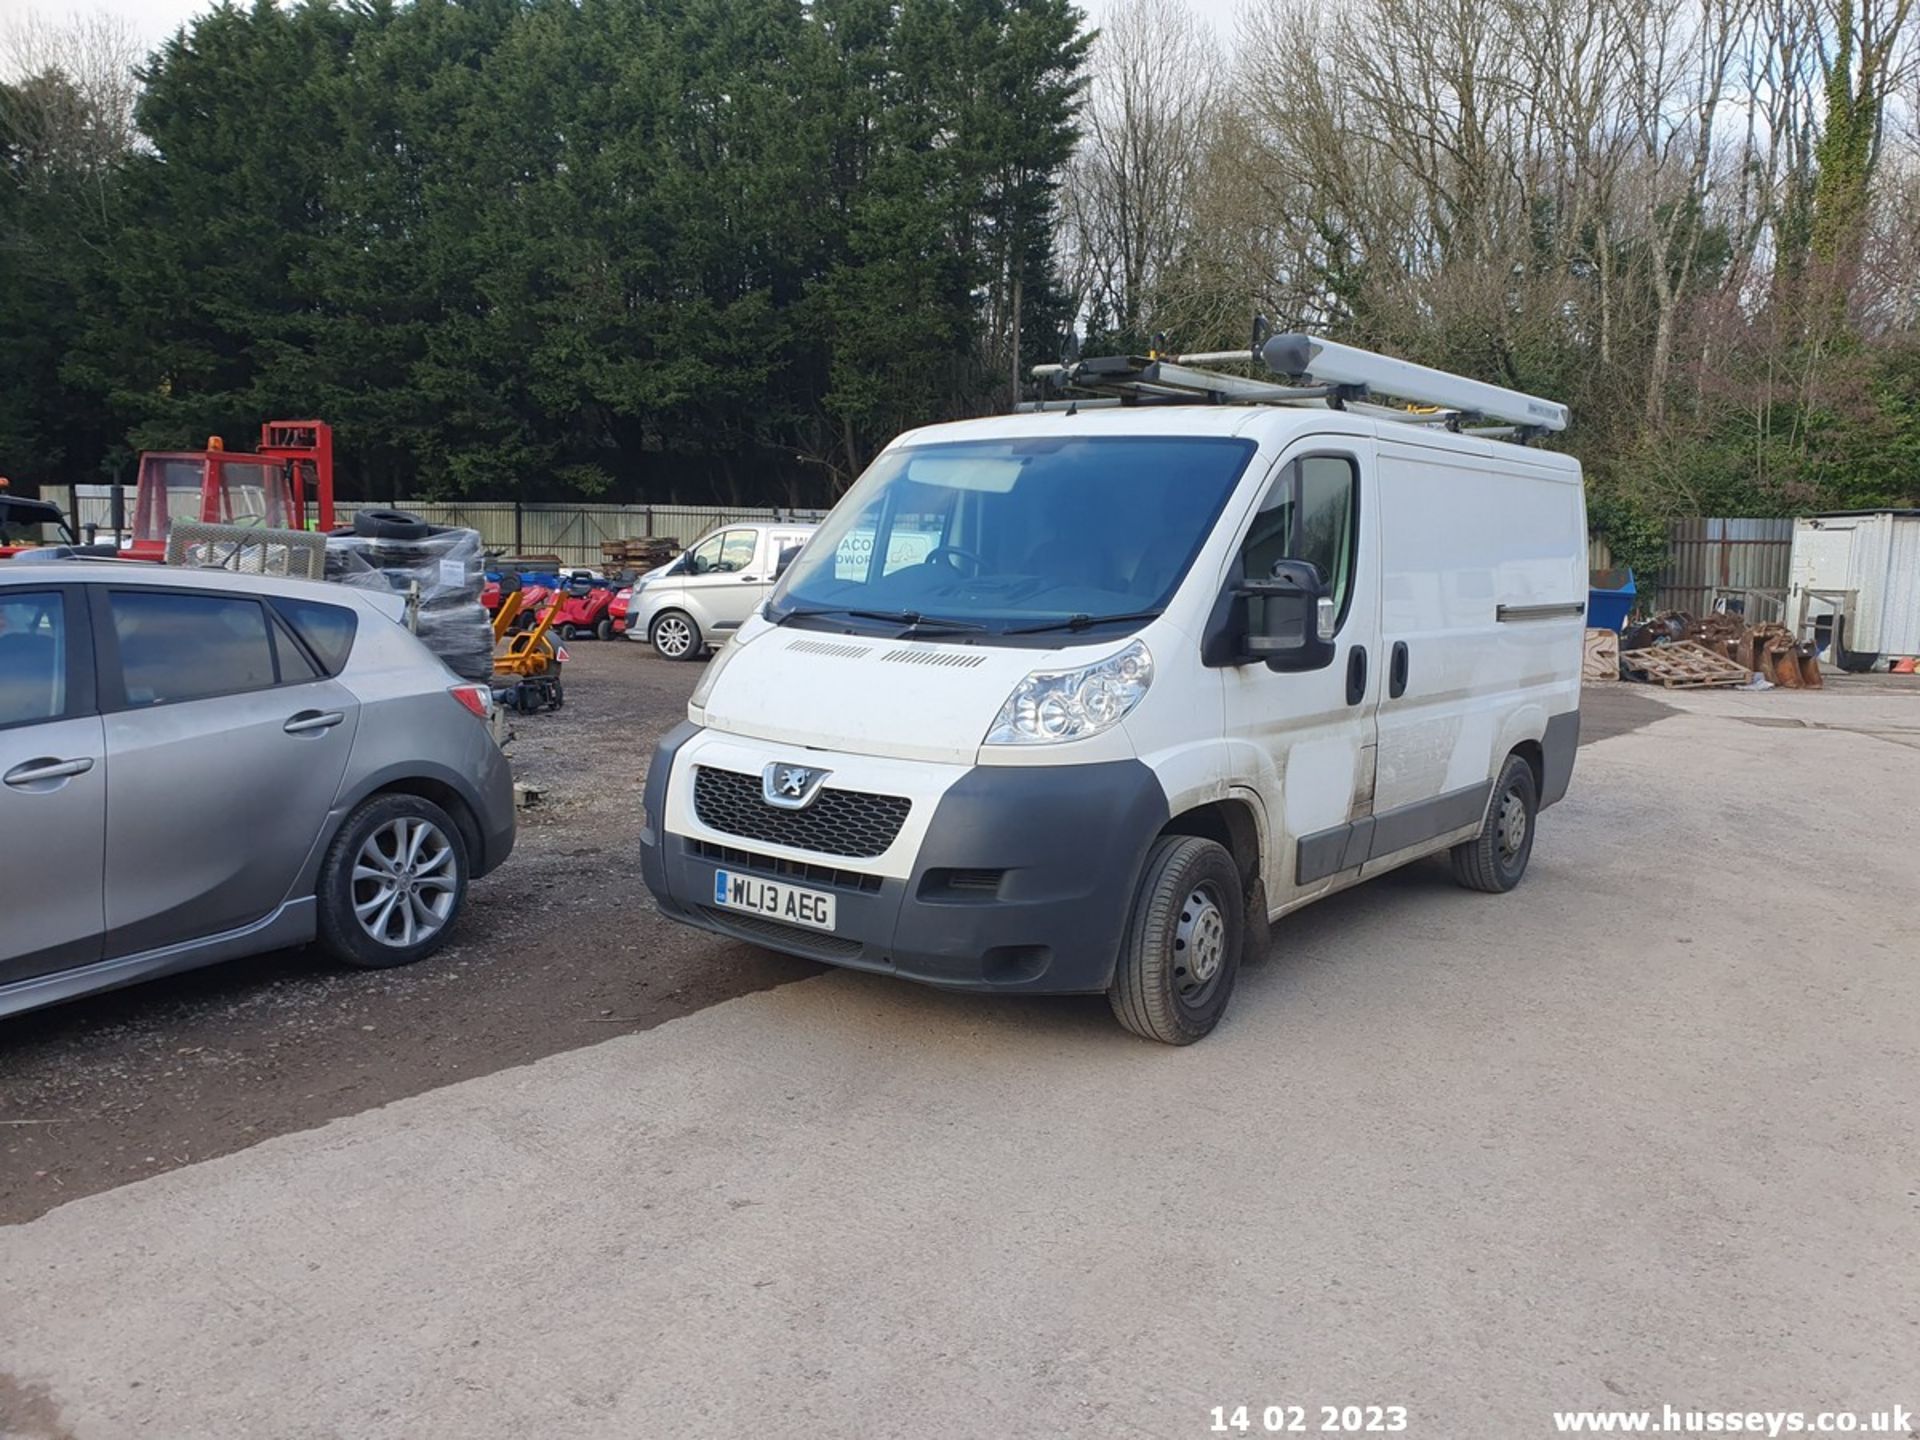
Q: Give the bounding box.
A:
[1,10,143,229]
[1063,0,1224,343]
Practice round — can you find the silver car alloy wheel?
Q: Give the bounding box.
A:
[352,817,458,948]
[653,615,693,658]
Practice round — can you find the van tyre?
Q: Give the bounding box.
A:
[1450,753,1537,894]
[1109,836,1244,1045]
[650,610,702,661]
[317,794,470,969]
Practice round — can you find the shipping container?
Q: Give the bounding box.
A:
[1786,511,1920,665]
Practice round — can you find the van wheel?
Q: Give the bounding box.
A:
[1108,836,1243,1045]
[317,795,470,969]
[650,610,701,661]
[1450,753,1538,894]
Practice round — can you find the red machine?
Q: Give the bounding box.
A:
[1,421,337,566]
[553,580,616,640]
[124,420,336,559]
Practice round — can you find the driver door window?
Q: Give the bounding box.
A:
[1240,455,1359,632]
[684,529,762,631]
[686,532,728,575]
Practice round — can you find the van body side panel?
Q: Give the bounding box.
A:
[1368,442,1583,865]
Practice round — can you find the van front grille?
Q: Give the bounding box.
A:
[687,839,883,894]
[692,766,911,859]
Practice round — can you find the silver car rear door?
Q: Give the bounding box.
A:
[92,584,361,958]
[0,584,106,984]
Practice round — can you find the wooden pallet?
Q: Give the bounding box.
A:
[600,537,680,570]
[1620,640,1752,688]
[1582,627,1621,682]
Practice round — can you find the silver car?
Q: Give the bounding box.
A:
[0,563,515,1019]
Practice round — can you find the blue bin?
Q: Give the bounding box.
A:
[1587,568,1635,631]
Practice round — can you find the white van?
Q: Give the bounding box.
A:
[639,338,1586,1042]
[626,520,817,659]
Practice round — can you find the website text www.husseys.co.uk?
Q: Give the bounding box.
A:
[1550,1404,1912,1435]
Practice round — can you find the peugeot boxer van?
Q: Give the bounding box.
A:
[640,340,1585,1043]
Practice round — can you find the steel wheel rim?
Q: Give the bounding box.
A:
[1172,883,1228,1007]
[351,817,457,949]
[654,616,691,656]
[1497,788,1529,861]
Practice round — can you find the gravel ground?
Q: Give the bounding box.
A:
[0,640,815,1226]
[0,646,1671,1228]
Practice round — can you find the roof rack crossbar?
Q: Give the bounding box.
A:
[1024,331,1569,442]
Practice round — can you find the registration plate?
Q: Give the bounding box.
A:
[712,870,837,932]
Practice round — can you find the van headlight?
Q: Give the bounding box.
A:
[985,640,1153,746]
[688,633,745,713]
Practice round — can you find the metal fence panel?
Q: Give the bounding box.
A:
[1658,517,1793,614]
[72,487,830,568]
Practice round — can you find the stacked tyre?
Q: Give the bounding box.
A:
[327,511,495,683]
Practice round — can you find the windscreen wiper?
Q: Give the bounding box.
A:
[782,606,989,633]
[1003,610,1163,635]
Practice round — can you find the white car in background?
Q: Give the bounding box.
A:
[627,522,819,660]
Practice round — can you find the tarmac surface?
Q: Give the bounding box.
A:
[3,665,1916,1438]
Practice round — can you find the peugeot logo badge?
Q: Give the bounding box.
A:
[762,761,831,810]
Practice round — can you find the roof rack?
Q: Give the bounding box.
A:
[1019,326,1569,441]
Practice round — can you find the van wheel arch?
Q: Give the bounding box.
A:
[1509,739,1544,797]
[1156,798,1269,964]
[1159,797,1262,888]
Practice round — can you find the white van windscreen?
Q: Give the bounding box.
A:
[769,436,1256,641]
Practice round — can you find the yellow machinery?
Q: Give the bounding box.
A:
[492,583,566,712]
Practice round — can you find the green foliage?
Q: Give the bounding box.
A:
[3,0,1087,503]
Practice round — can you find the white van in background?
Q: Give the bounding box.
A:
[626,520,816,660]
[639,337,1586,1043]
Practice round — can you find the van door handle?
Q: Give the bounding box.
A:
[4,756,94,787]
[1390,641,1409,699]
[284,710,345,735]
[739,574,762,582]
[1346,646,1368,706]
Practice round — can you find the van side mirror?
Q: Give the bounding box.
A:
[1204,559,1338,671]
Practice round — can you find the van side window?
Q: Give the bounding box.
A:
[717,531,757,573]
[1240,455,1359,629]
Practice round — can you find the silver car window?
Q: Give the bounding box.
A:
[0,590,66,728]
[109,590,277,708]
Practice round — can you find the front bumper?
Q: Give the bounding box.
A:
[640,723,1169,994]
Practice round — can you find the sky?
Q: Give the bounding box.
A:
[5,0,209,54]
[4,0,1242,66]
